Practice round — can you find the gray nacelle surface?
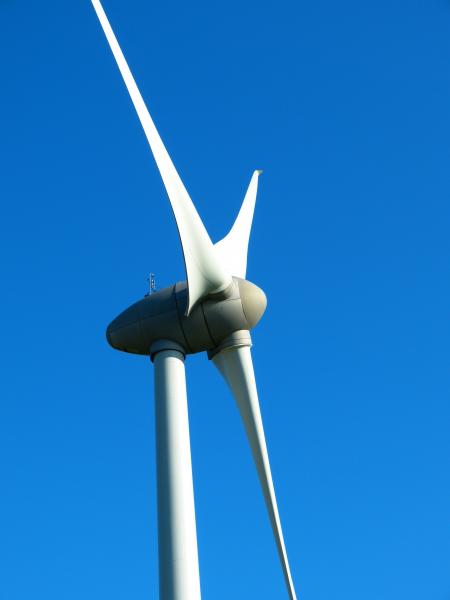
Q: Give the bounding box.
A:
[106,277,267,356]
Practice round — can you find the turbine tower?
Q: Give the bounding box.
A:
[91,2,298,599]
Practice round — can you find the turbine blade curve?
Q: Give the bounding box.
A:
[214,170,261,278]
[91,0,231,313]
[212,345,298,600]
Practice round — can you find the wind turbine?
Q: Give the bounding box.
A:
[91,1,298,599]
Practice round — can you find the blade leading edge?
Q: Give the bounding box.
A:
[212,345,298,600]
[91,0,231,313]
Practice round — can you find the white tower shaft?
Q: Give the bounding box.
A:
[153,348,201,600]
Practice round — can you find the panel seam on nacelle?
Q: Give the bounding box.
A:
[200,301,218,347]
[174,285,193,354]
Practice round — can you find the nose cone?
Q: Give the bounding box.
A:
[237,278,267,329]
[106,302,145,354]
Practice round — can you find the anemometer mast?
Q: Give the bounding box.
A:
[147,273,156,295]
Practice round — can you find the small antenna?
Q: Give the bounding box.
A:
[145,273,156,297]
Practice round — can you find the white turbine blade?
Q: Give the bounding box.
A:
[91,0,231,313]
[214,170,261,278]
[212,345,298,600]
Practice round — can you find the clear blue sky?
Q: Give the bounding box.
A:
[1,1,449,599]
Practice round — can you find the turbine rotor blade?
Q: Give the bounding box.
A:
[91,0,231,313]
[214,170,261,278]
[212,345,298,600]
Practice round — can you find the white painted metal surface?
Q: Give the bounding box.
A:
[91,0,231,314]
[154,349,201,600]
[214,170,261,278]
[213,346,298,600]
[91,3,298,597]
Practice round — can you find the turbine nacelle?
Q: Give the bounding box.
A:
[106,277,267,356]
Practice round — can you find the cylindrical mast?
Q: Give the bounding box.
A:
[153,345,201,600]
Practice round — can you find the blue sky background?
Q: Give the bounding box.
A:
[1,0,449,598]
